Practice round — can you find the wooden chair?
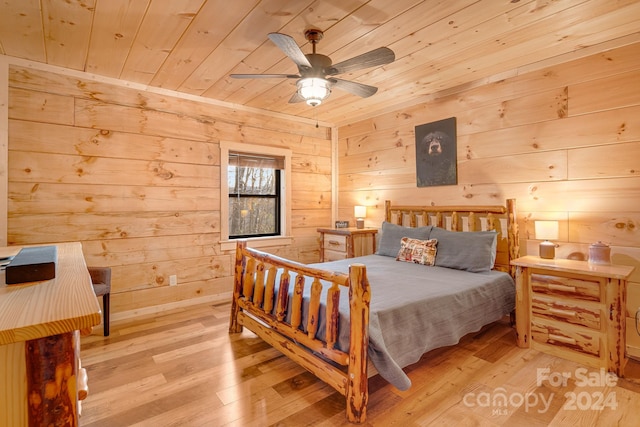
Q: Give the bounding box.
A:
[88,267,111,336]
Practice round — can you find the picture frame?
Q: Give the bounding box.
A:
[415,117,457,187]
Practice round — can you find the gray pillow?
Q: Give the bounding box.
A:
[376,222,432,257]
[429,227,497,272]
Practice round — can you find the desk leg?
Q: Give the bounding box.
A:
[26,332,78,427]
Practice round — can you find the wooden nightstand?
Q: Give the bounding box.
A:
[511,255,635,376]
[317,228,378,262]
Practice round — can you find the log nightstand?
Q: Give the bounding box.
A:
[317,228,378,262]
[511,255,635,376]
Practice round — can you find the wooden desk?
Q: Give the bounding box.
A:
[0,242,101,426]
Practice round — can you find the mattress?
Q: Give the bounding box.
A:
[302,254,516,390]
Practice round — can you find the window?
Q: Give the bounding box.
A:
[220,142,292,249]
[228,152,282,238]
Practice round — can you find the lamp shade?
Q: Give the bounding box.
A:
[297,77,330,106]
[354,205,366,229]
[535,220,559,241]
[354,205,367,218]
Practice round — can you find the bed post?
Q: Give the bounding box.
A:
[346,263,370,423]
[229,240,247,334]
[506,199,519,279]
[385,200,391,223]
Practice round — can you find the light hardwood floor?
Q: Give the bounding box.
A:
[80,302,640,426]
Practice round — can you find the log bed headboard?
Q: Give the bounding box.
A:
[384,199,519,277]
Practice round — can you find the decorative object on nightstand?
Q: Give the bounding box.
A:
[589,241,611,265]
[317,227,377,262]
[511,255,635,376]
[535,220,558,259]
[354,206,366,229]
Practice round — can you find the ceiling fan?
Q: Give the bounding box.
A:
[230,29,395,107]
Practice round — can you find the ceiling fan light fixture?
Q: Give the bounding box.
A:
[297,77,330,106]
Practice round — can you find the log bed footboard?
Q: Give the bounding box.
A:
[229,240,371,423]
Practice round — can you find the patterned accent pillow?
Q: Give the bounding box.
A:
[396,237,438,266]
[376,222,432,257]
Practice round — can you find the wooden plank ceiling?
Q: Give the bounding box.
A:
[0,0,638,126]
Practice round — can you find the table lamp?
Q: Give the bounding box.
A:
[354,205,366,229]
[535,220,559,259]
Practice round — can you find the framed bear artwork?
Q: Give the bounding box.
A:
[415,117,457,187]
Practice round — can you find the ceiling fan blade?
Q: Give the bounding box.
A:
[329,78,378,98]
[288,92,305,104]
[327,47,395,75]
[230,73,299,79]
[268,33,312,70]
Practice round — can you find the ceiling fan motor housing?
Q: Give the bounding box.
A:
[301,54,332,77]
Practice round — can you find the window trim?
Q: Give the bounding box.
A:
[220,141,292,251]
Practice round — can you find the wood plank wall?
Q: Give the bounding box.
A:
[5,64,332,318]
[337,41,640,356]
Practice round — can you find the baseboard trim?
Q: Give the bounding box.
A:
[111,292,232,323]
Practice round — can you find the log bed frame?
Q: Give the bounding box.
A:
[229,199,519,423]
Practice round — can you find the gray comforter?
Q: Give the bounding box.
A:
[303,254,516,390]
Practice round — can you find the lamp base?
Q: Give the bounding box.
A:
[539,240,555,259]
[356,219,364,229]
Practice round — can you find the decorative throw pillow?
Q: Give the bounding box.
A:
[377,222,432,257]
[396,237,438,266]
